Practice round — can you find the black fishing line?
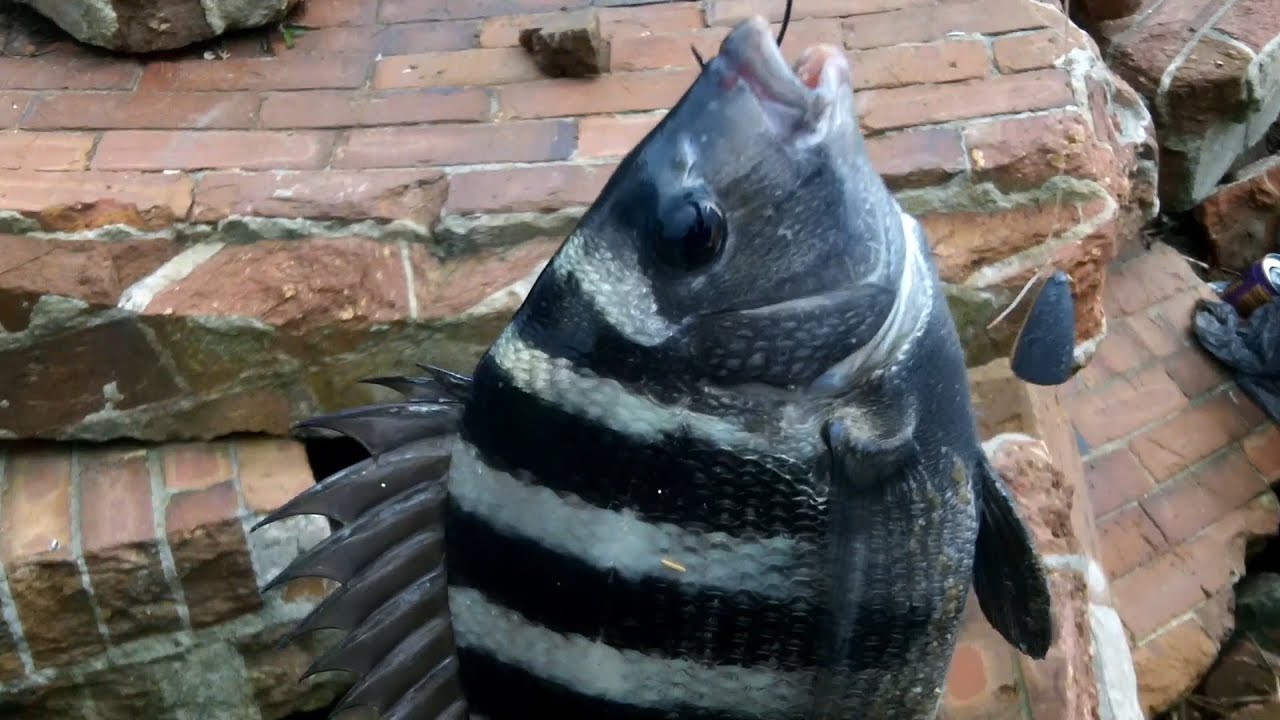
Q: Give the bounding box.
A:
[776,0,794,45]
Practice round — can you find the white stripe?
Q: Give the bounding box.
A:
[489,328,788,452]
[448,585,813,717]
[554,230,679,346]
[447,440,816,601]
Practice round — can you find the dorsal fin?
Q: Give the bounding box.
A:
[255,370,472,720]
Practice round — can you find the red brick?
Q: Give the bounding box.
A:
[1126,310,1186,358]
[77,447,183,642]
[1131,618,1218,711]
[1243,425,1280,482]
[0,132,95,171]
[609,28,730,72]
[260,88,491,128]
[333,120,575,168]
[864,127,967,190]
[269,25,382,53]
[446,162,618,214]
[191,169,447,225]
[843,0,1050,49]
[1098,505,1167,579]
[992,30,1072,74]
[599,4,707,36]
[78,448,156,553]
[0,57,141,91]
[1086,448,1156,517]
[1110,551,1196,643]
[1140,448,1268,544]
[235,438,316,515]
[378,20,482,54]
[857,69,1074,134]
[0,447,74,564]
[963,110,1103,193]
[92,130,334,171]
[497,69,698,119]
[1069,366,1189,446]
[851,40,992,90]
[380,0,588,23]
[1129,392,1261,481]
[291,0,378,25]
[375,47,541,89]
[1213,0,1279,53]
[576,114,663,158]
[1164,346,1230,398]
[161,442,233,493]
[138,54,369,92]
[0,446,106,668]
[165,481,262,628]
[413,239,560,319]
[707,0,933,26]
[0,171,194,224]
[0,93,31,128]
[23,92,258,130]
[1103,244,1200,317]
[1075,319,1153,389]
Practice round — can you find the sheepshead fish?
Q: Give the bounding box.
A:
[257,15,1054,720]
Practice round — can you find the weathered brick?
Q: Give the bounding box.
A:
[1129,392,1261,481]
[92,130,335,171]
[1098,504,1167,579]
[864,127,967,190]
[291,0,378,25]
[23,92,258,130]
[259,88,491,128]
[333,120,576,168]
[1069,366,1189,446]
[192,169,448,225]
[0,447,106,668]
[0,57,141,91]
[269,25,382,53]
[1164,345,1230,398]
[851,39,991,90]
[942,612,1023,716]
[497,69,697,119]
[1140,448,1268,545]
[992,30,1071,74]
[1126,309,1187,358]
[380,0,588,23]
[844,0,1050,49]
[165,481,262,628]
[77,447,183,642]
[962,110,1103,193]
[1105,0,1223,98]
[1213,0,1279,53]
[1131,618,1219,713]
[598,4,706,36]
[1103,244,1200,317]
[0,171,193,226]
[576,114,662,158]
[445,162,618,214]
[412,238,560,319]
[0,614,22,682]
[161,442,233,493]
[856,69,1074,133]
[609,28,730,71]
[1075,319,1153,389]
[0,92,31,128]
[378,20,483,54]
[708,0,932,26]
[138,54,369,92]
[235,438,315,515]
[1086,448,1155,518]
[1243,425,1280,481]
[0,131,95,171]
[374,47,542,89]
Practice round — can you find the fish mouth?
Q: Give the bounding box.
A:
[717,16,851,140]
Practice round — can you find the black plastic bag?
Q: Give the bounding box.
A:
[1194,297,1280,423]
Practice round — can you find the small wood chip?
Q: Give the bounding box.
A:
[660,558,687,573]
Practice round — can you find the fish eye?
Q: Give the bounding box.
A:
[655,198,726,271]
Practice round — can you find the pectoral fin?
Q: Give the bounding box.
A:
[972,457,1054,659]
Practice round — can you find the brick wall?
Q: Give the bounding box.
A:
[0,438,343,718]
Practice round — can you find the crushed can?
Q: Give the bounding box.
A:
[1222,253,1280,318]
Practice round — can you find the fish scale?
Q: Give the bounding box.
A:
[256,16,1059,720]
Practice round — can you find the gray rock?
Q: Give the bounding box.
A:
[16,0,299,53]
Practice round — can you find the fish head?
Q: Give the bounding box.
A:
[523,16,908,390]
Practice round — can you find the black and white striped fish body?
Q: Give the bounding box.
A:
[256,16,1053,720]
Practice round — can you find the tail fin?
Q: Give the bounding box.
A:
[255,368,472,720]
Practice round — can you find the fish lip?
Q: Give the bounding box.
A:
[717,16,851,138]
